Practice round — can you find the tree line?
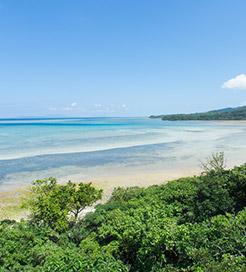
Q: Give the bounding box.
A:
[150,106,246,121]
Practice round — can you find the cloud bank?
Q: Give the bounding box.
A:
[222,74,246,90]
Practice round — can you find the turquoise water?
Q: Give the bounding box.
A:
[0,118,246,189]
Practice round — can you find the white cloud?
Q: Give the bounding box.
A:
[121,104,128,110]
[49,107,56,111]
[62,107,73,111]
[71,102,78,107]
[94,104,102,107]
[222,74,246,90]
[240,101,246,106]
[117,104,127,109]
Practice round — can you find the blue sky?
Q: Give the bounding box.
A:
[0,0,246,118]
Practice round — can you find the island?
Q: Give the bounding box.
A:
[150,106,246,121]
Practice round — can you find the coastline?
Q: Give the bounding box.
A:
[0,170,201,221]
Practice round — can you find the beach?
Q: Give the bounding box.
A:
[0,170,201,221]
[62,170,201,198]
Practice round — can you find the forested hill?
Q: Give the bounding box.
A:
[150,106,246,121]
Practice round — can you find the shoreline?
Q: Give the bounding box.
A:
[151,119,246,125]
[213,120,246,125]
[0,170,201,221]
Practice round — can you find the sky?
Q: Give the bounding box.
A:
[0,0,246,118]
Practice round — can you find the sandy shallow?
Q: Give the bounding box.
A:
[214,121,246,125]
[0,170,201,221]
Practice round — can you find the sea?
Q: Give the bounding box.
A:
[0,117,246,190]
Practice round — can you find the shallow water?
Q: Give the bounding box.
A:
[0,118,246,190]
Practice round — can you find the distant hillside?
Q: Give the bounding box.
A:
[150,106,246,121]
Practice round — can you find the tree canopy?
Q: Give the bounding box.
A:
[23,178,102,231]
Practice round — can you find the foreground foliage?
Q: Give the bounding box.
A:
[1,164,246,271]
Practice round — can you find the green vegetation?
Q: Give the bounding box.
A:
[150,106,246,120]
[200,151,226,172]
[1,163,246,271]
[22,178,103,232]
